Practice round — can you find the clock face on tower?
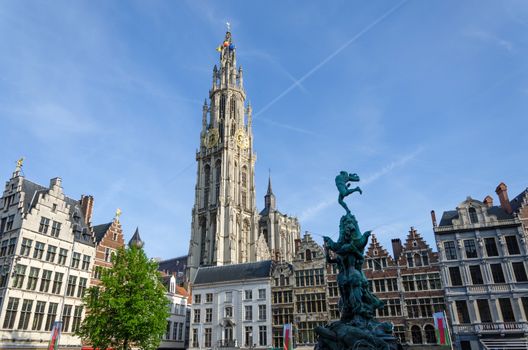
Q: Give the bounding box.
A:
[204,128,219,148]
[235,128,249,149]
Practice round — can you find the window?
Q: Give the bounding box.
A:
[5,215,14,231]
[505,236,520,255]
[39,217,50,234]
[464,239,478,258]
[205,308,212,322]
[62,305,72,332]
[67,276,77,296]
[45,302,58,331]
[490,264,506,283]
[32,301,46,330]
[403,275,415,291]
[258,304,266,321]
[444,241,457,260]
[13,264,27,288]
[40,270,52,292]
[477,299,492,323]
[172,322,179,341]
[225,306,233,317]
[421,251,429,266]
[93,266,103,280]
[245,326,253,346]
[469,265,484,284]
[204,328,212,347]
[3,297,19,329]
[241,191,247,209]
[522,298,528,323]
[428,273,442,290]
[424,324,436,344]
[192,329,199,348]
[244,289,253,300]
[51,221,61,237]
[52,204,57,212]
[456,300,470,324]
[0,240,7,256]
[72,306,83,332]
[34,241,45,259]
[394,325,406,343]
[206,293,213,303]
[449,266,463,286]
[52,272,64,294]
[512,262,528,282]
[0,218,6,234]
[193,309,201,323]
[20,238,32,256]
[258,288,266,299]
[113,232,118,241]
[82,255,91,270]
[245,305,253,321]
[194,294,201,304]
[165,321,171,340]
[411,325,422,344]
[18,299,33,330]
[499,298,515,322]
[77,277,87,297]
[27,267,39,290]
[468,207,478,223]
[7,238,16,255]
[104,248,111,262]
[58,248,68,265]
[226,291,233,303]
[485,237,499,257]
[415,274,428,291]
[71,252,80,268]
[259,326,267,346]
[177,322,183,340]
[46,245,57,262]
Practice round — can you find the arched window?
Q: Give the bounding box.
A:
[220,94,226,119]
[204,165,210,209]
[242,166,248,188]
[469,207,478,223]
[305,249,312,261]
[215,160,221,199]
[280,275,285,286]
[411,325,423,344]
[424,324,436,344]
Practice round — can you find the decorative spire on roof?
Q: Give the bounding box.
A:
[128,227,144,249]
[13,157,24,177]
[264,171,276,210]
[115,208,122,222]
[267,170,274,196]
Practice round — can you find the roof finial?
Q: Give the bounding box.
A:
[13,157,24,177]
[115,208,122,221]
[226,21,231,32]
[267,169,273,196]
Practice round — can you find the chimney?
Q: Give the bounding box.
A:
[483,195,494,208]
[80,195,94,225]
[391,238,403,261]
[430,210,437,227]
[495,182,512,214]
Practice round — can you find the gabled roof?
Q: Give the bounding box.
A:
[92,222,112,243]
[194,260,274,285]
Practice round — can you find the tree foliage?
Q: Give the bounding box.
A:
[77,245,169,350]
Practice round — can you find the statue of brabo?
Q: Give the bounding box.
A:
[314,172,402,350]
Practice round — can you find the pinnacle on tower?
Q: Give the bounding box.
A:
[264,172,276,210]
[128,227,144,249]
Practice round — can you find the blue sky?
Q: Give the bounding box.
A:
[1,1,527,260]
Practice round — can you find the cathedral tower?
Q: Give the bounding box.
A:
[187,31,259,282]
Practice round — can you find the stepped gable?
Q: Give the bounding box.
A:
[365,234,396,266]
[398,227,438,266]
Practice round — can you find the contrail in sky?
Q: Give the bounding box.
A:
[254,0,410,119]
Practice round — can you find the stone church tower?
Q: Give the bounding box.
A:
[187,31,260,282]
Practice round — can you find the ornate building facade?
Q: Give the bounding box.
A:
[433,183,528,350]
[187,31,300,282]
[0,163,96,349]
[91,215,125,285]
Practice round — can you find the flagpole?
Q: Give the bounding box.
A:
[443,310,454,350]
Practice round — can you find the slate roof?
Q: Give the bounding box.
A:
[21,179,46,212]
[158,255,188,276]
[93,222,112,243]
[438,188,528,227]
[194,260,274,285]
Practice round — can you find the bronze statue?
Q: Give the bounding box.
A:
[315,172,402,350]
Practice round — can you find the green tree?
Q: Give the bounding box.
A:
[77,245,169,350]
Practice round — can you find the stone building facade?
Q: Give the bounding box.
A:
[292,233,327,347]
[270,261,294,349]
[189,261,274,350]
[187,31,300,282]
[0,163,96,349]
[159,275,190,350]
[258,178,300,263]
[433,183,528,350]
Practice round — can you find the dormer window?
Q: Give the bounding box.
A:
[468,207,478,224]
[412,240,417,247]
